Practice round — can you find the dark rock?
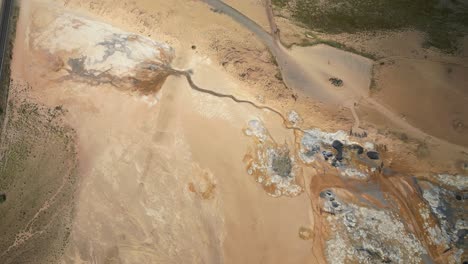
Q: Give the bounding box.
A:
[351,130,368,138]
[332,140,344,151]
[329,77,343,87]
[275,72,283,80]
[0,193,6,203]
[356,247,390,263]
[418,180,467,253]
[322,150,333,160]
[367,151,380,160]
[320,190,335,199]
[331,159,343,167]
[191,45,196,50]
[462,162,468,172]
[332,141,345,161]
[350,144,364,154]
[336,151,343,161]
[305,144,321,157]
[456,229,467,247]
[210,8,223,13]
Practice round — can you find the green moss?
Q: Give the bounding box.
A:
[369,66,379,93]
[416,141,430,158]
[388,130,410,143]
[292,34,378,60]
[271,147,292,178]
[0,5,20,128]
[272,0,289,8]
[274,0,468,53]
[0,102,77,262]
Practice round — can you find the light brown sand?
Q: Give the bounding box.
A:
[7,2,318,263]
[274,15,468,150]
[3,1,466,263]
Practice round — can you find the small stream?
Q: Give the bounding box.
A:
[201,0,468,154]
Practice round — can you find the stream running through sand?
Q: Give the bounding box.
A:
[200,0,468,155]
[202,0,341,104]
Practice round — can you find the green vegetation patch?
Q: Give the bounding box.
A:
[0,99,77,263]
[272,0,289,8]
[296,33,379,59]
[275,0,468,53]
[271,146,293,178]
[0,4,20,126]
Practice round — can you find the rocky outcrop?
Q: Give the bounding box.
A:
[321,189,428,264]
[298,128,376,179]
[417,179,467,263]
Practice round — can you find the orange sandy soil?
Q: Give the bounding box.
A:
[0,0,466,263]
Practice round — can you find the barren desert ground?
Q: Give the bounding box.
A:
[0,0,467,263]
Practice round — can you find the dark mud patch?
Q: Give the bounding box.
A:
[60,56,172,95]
[271,146,293,178]
[243,120,303,197]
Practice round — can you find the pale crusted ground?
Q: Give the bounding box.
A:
[0,0,466,263]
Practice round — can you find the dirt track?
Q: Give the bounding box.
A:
[1,1,466,263]
[201,0,468,155]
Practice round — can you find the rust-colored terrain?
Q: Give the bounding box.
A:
[0,0,466,263]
